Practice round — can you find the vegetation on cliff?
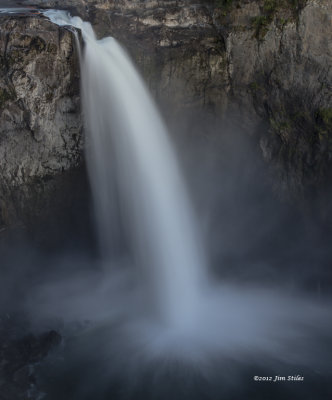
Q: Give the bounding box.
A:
[252,0,308,39]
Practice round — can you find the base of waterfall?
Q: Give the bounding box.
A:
[28,258,331,366]
[25,259,331,399]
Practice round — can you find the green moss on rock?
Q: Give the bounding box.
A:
[215,0,233,14]
[318,108,332,127]
[263,0,277,13]
[251,0,308,40]
[252,15,272,39]
[315,108,332,151]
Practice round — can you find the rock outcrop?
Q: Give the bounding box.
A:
[0,314,61,400]
[87,0,230,117]
[0,13,82,231]
[219,0,332,199]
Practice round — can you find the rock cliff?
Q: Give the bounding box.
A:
[32,0,331,198]
[0,0,331,230]
[221,0,332,199]
[86,0,331,199]
[0,13,82,231]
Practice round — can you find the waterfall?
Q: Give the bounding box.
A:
[44,11,206,329]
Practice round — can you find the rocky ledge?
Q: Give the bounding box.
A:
[0,314,61,400]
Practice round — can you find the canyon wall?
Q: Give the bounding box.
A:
[0,0,331,231]
[0,14,82,234]
[84,0,332,199]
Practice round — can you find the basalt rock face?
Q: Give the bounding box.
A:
[26,0,231,117]
[36,0,331,200]
[220,0,332,201]
[0,0,331,231]
[0,14,83,233]
[93,0,331,204]
[69,0,226,120]
[89,0,230,118]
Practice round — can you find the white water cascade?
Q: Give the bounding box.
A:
[45,11,206,329]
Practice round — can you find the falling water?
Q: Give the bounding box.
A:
[40,12,332,379]
[44,10,206,329]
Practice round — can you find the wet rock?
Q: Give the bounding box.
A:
[0,315,61,400]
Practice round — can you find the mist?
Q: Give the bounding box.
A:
[0,9,331,400]
[1,110,331,399]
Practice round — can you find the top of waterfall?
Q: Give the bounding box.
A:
[0,8,38,14]
[43,9,96,41]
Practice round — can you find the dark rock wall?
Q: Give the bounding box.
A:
[65,0,331,199]
[0,15,83,233]
[220,0,332,198]
[102,0,332,207]
[0,0,331,232]
[89,0,230,116]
